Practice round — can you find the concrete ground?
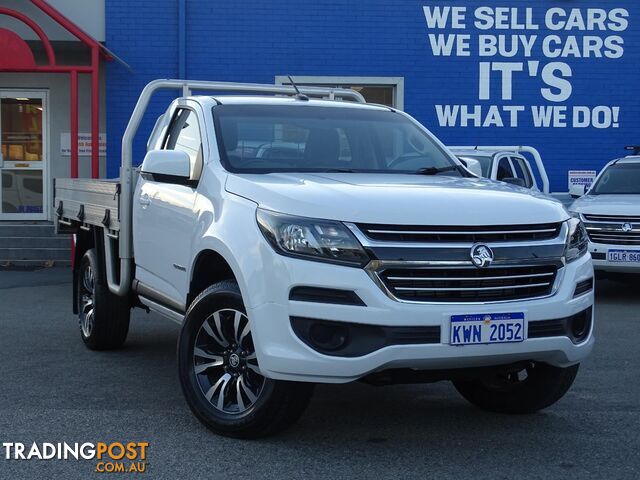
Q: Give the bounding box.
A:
[0,267,638,479]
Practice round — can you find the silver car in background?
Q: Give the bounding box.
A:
[451,147,542,191]
[570,150,640,274]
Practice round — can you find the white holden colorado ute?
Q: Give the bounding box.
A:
[451,147,546,192]
[570,149,640,274]
[55,80,594,438]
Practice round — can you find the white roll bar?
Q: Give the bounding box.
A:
[109,79,366,296]
[449,145,550,194]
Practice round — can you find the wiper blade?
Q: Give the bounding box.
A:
[318,168,357,173]
[414,166,459,175]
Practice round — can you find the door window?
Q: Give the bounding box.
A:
[164,109,203,180]
[511,157,533,188]
[1,170,43,214]
[1,95,45,218]
[1,98,43,162]
[496,157,514,181]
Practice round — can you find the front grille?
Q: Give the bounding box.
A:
[583,214,640,246]
[379,265,557,303]
[357,223,562,243]
[583,214,640,223]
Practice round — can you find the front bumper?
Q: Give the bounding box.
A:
[247,250,594,383]
[589,242,640,273]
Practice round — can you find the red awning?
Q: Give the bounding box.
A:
[0,0,121,179]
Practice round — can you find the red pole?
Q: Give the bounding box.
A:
[91,46,100,178]
[70,70,79,178]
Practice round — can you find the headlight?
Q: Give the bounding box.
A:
[256,209,369,267]
[565,217,588,263]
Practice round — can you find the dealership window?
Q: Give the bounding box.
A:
[275,76,404,109]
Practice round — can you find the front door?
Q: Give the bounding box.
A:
[133,105,203,307]
[0,91,48,220]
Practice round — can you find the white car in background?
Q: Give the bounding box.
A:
[450,147,547,193]
[569,151,640,274]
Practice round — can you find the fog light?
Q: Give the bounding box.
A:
[569,308,592,343]
[308,323,348,351]
[571,316,587,338]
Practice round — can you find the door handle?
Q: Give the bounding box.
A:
[139,193,151,208]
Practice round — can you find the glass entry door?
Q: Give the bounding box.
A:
[0,91,48,220]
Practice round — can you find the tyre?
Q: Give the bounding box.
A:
[77,248,130,350]
[453,362,579,414]
[178,280,314,438]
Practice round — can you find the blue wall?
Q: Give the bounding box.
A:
[106,1,640,191]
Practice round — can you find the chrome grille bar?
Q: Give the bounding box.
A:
[586,226,640,232]
[588,233,640,240]
[583,214,640,222]
[356,222,563,243]
[394,282,551,292]
[366,228,558,236]
[386,272,555,281]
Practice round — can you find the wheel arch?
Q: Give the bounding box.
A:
[188,248,244,308]
[72,227,98,314]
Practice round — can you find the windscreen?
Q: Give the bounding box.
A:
[591,163,640,195]
[213,105,460,175]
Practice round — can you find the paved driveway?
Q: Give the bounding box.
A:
[0,267,638,479]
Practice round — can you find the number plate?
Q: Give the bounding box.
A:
[607,249,640,263]
[450,313,525,346]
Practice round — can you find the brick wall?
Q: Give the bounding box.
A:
[106,1,640,191]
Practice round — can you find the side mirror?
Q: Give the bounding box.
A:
[503,177,526,188]
[141,150,190,180]
[569,184,586,198]
[461,158,483,177]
